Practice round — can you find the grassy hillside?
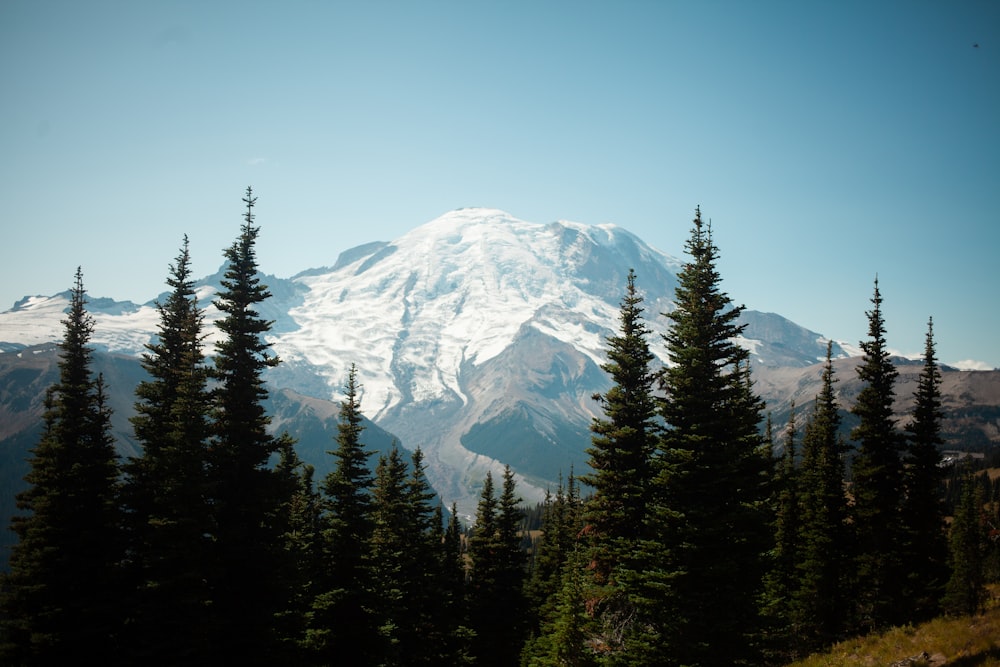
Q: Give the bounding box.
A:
[788,586,1000,666]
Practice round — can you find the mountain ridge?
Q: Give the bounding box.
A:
[0,207,946,512]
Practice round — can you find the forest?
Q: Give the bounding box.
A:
[2,189,998,666]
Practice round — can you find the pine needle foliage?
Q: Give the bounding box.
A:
[0,269,124,664]
[850,277,906,632]
[122,238,214,663]
[650,207,772,665]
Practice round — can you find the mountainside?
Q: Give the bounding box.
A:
[0,344,402,569]
[756,356,1000,452]
[2,207,983,517]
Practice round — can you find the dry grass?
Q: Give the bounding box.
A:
[788,586,1000,666]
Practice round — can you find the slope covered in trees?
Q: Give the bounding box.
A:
[2,198,998,665]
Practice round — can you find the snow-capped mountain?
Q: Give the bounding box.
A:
[0,208,853,513]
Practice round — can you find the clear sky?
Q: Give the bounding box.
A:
[2,1,998,369]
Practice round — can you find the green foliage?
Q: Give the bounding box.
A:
[901,317,949,621]
[206,188,294,661]
[761,402,801,660]
[121,237,214,662]
[943,469,989,616]
[651,207,772,665]
[469,467,528,667]
[523,471,584,656]
[581,269,658,579]
[6,200,994,666]
[793,345,852,652]
[850,278,906,631]
[308,363,380,661]
[1,269,124,664]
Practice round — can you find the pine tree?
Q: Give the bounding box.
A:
[901,317,948,621]
[370,444,411,665]
[207,188,290,662]
[761,403,800,660]
[649,207,772,665]
[580,269,658,580]
[308,363,380,661]
[468,467,528,667]
[121,237,214,664]
[850,277,905,631]
[0,268,124,664]
[442,502,475,665]
[793,343,851,651]
[523,473,582,645]
[942,469,987,616]
[405,448,468,665]
[527,546,598,667]
[272,439,322,660]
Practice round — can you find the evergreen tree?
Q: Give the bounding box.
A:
[580,269,658,581]
[523,472,583,652]
[526,546,598,667]
[942,469,987,616]
[121,237,214,664]
[901,317,948,621]
[468,467,527,667]
[0,269,124,664]
[404,448,469,665]
[442,502,475,665]
[207,188,291,662]
[272,439,322,660]
[649,207,772,665]
[308,364,380,661]
[850,277,905,631]
[370,444,411,664]
[570,268,661,664]
[761,403,800,660]
[793,344,851,651]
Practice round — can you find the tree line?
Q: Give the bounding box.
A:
[1,193,997,665]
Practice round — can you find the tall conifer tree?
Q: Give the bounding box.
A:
[309,364,380,661]
[370,444,411,664]
[942,469,987,616]
[468,467,527,667]
[793,343,850,650]
[208,188,289,662]
[650,207,771,665]
[272,440,322,660]
[1,269,124,664]
[122,237,214,664]
[850,277,905,631]
[761,403,800,660]
[901,317,948,620]
[581,269,658,578]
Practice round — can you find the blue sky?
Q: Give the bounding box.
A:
[2,1,998,368]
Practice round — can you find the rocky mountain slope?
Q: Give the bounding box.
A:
[4,208,990,519]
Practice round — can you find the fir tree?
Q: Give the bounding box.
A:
[370,444,411,664]
[468,467,527,667]
[793,343,851,651]
[942,469,987,616]
[308,364,380,661]
[442,502,475,665]
[580,269,658,580]
[850,277,905,631]
[207,188,291,662]
[523,472,583,651]
[121,237,214,664]
[901,317,948,621]
[526,546,598,667]
[272,440,322,660]
[649,207,772,665]
[761,403,800,660]
[0,268,124,664]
